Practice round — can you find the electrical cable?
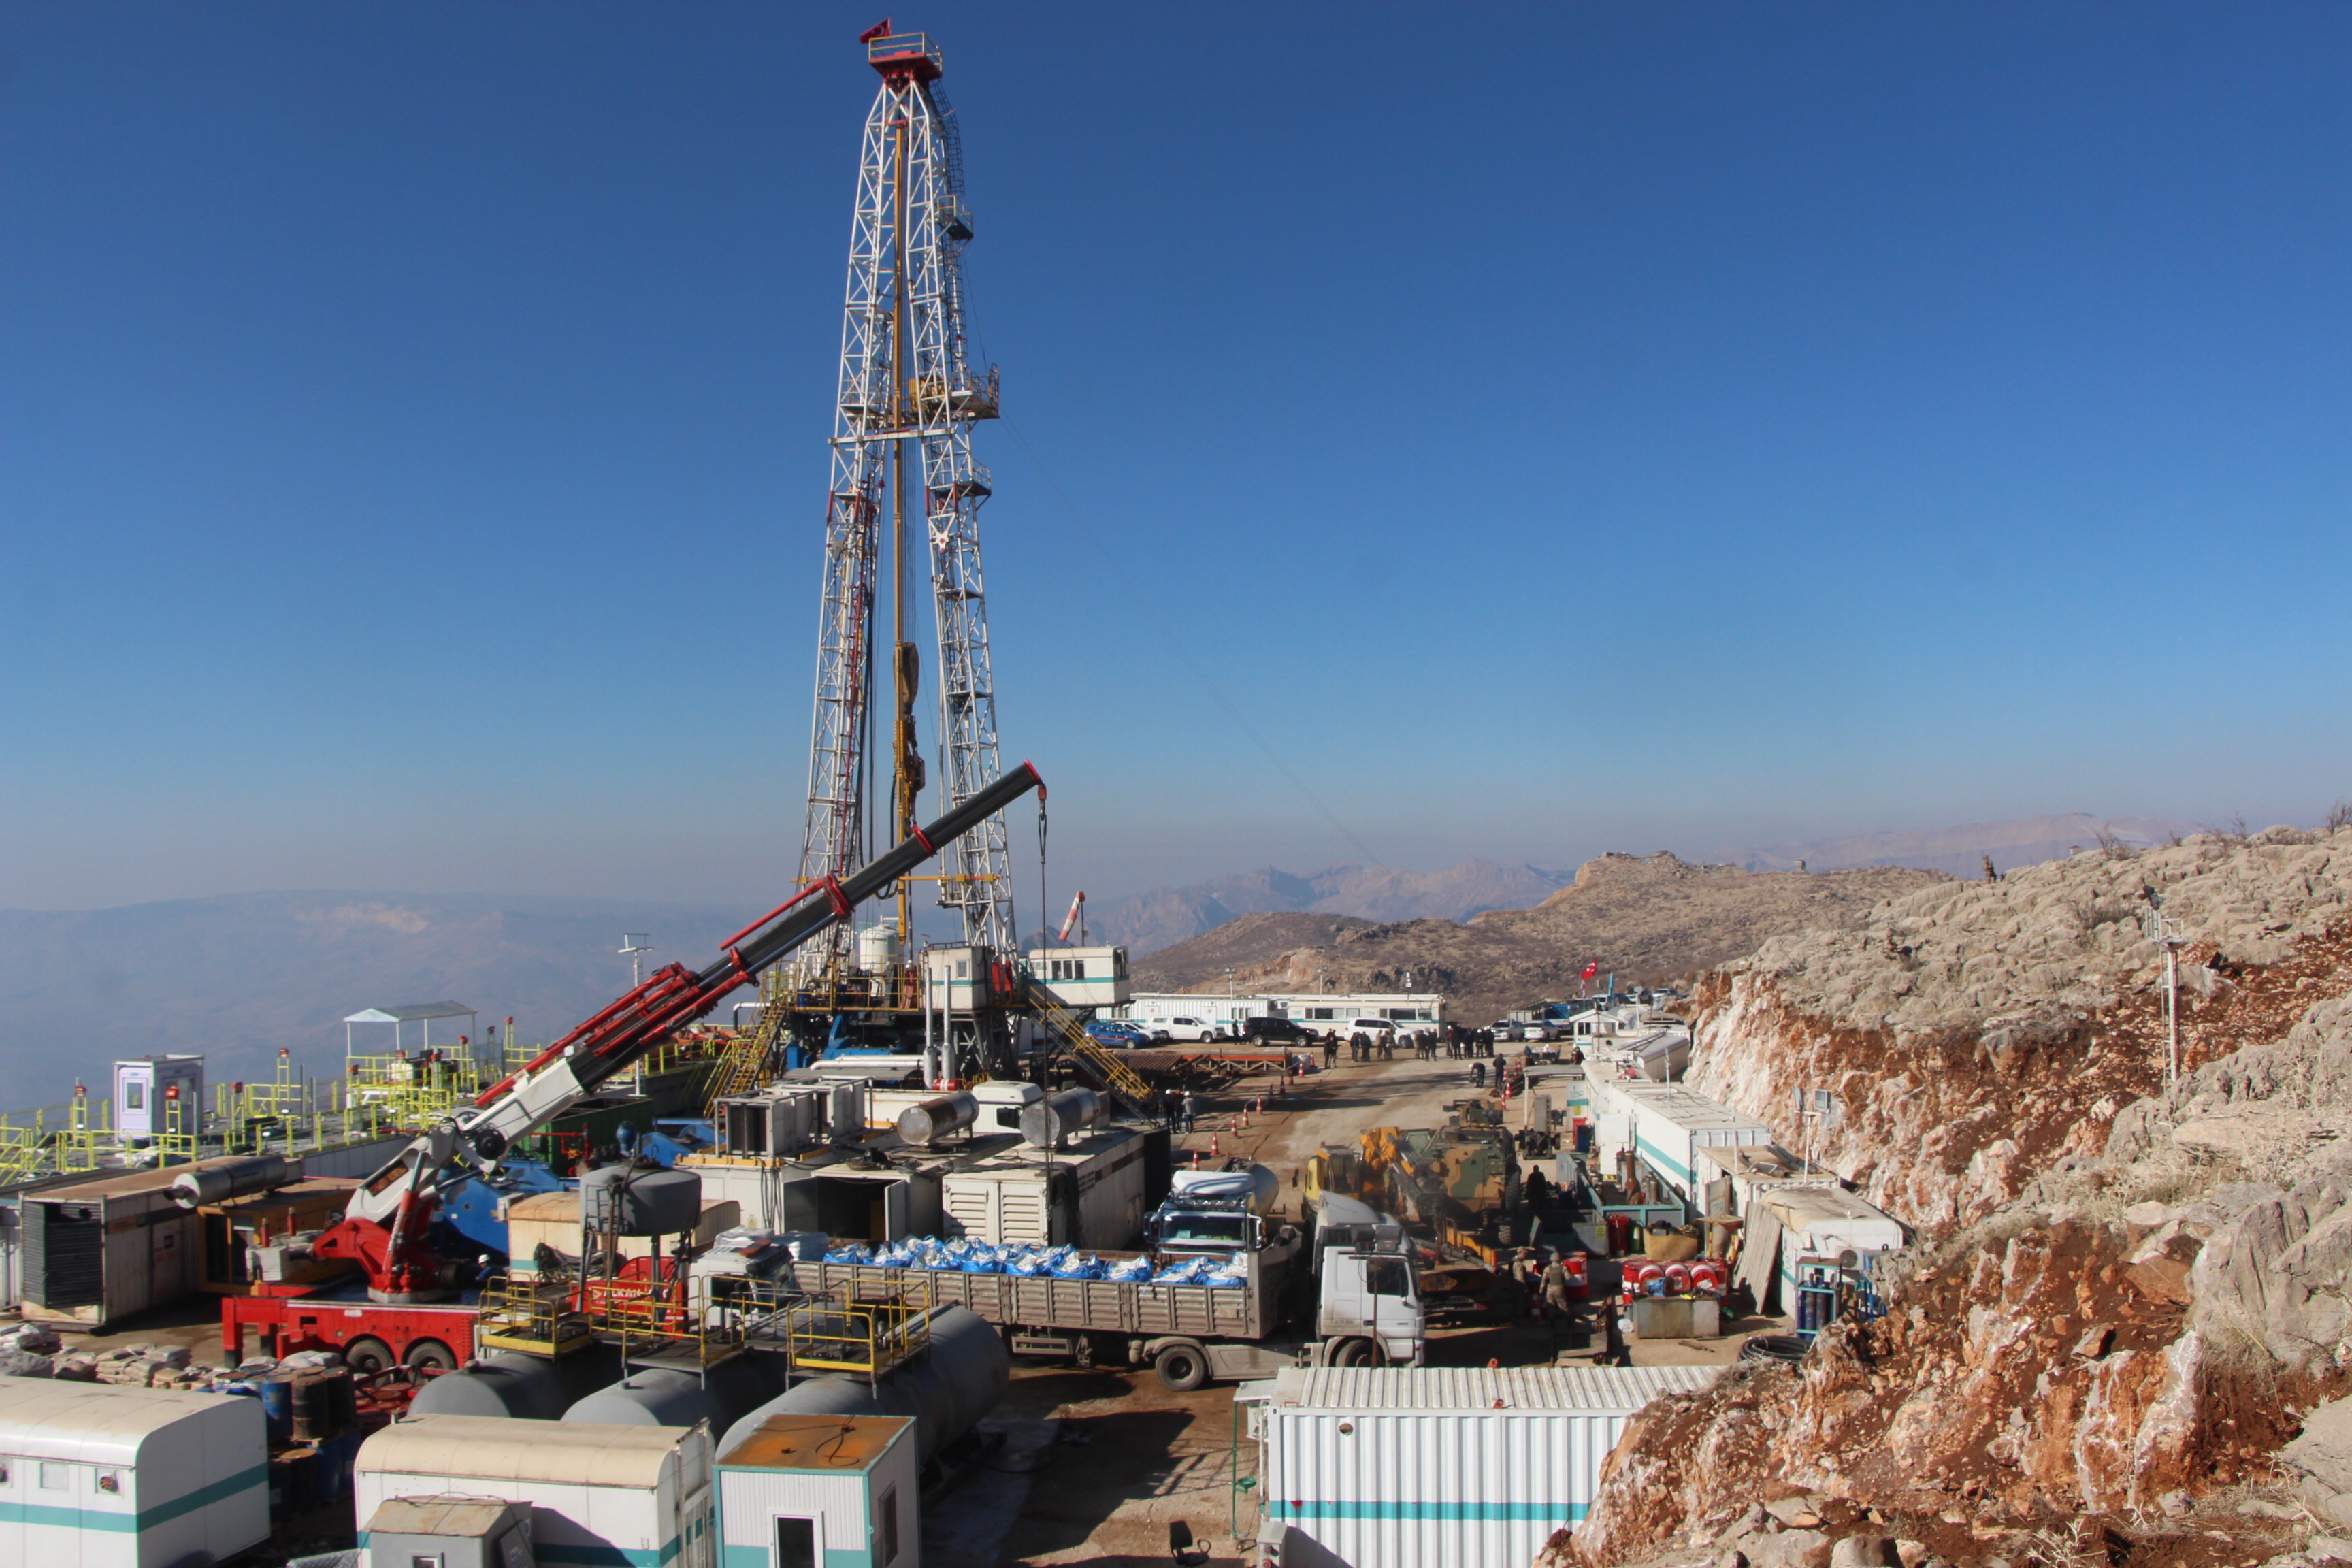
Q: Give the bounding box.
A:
[1000,415,1386,871]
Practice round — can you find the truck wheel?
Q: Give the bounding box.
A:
[1331,1337,1379,1368]
[1249,1033,1266,1047]
[403,1339,458,1374]
[342,1337,395,1377]
[1154,1344,1209,1392]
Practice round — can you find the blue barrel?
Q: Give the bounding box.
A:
[258,1375,295,1446]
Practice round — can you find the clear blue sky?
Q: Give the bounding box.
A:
[7,3,2352,911]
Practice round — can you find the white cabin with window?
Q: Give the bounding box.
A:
[1022,945,1130,1009]
[113,1055,204,1141]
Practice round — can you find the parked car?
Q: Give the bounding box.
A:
[1488,1019,1524,1043]
[1154,1015,1224,1043]
[1237,1016,1313,1046]
[1085,1019,1156,1047]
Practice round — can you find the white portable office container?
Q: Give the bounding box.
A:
[1592,1081,1775,1205]
[717,1412,919,1568]
[1022,945,1132,1010]
[1244,1365,1720,1568]
[0,1374,269,1568]
[113,1055,205,1142]
[355,1414,716,1568]
[939,1127,1147,1249]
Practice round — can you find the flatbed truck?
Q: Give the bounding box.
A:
[776,1230,1422,1390]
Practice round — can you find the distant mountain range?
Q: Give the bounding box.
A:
[1087,861,1578,955]
[0,891,760,1110]
[1724,813,2195,880]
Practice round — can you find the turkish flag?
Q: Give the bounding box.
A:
[858,18,894,43]
[1581,960,1600,981]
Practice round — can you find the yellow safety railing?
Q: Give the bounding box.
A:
[1017,974,1159,1118]
[747,1278,933,1382]
[152,1092,197,1168]
[0,1111,46,1186]
[58,1093,114,1173]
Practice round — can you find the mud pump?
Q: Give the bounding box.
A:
[309,764,1046,1302]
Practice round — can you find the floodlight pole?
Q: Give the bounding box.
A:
[621,933,651,989]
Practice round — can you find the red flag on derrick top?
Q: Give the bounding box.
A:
[858,19,893,42]
[1581,960,1600,981]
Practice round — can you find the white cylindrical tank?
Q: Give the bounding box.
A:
[856,924,902,971]
[895,1092,979,1146]
[581,1164,702,1236]
[716,1305,1007,1467]
[1019,1086,1104,1147]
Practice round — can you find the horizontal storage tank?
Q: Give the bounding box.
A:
[408,1344,623,1421]
[1247,1365,1722,1568]
[895,1092,979,1147]
[0,1374,269,1567]
[718,1305,1007,1468]
[719,1414,919,1568]
[562,1354,789,1432]
[355,1415,712,1568]
[167,1153,297,1209]
[1018,1087,1103,1148]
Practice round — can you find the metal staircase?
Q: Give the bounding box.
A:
[703,1006,788,1113]
[1015,975,1159,1121]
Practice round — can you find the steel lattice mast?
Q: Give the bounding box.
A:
[798,28,1013,955]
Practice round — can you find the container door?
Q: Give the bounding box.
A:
[774,1513,824,1568]
[883,1181,908,1241]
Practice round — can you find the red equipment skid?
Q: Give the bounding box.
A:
[223,1292,476,1376]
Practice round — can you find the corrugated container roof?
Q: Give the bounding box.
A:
[1253,1365,1720,1412]
[359,1414,692,1488]
[0,1374,239,1447]
[1603,1083,1774,1133]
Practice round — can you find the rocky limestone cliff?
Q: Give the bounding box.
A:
[1564,828,2352,1568]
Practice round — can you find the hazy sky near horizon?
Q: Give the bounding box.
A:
[7,3,2352,913]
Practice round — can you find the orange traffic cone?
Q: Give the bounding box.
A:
[1211,1136,1221,1157]
[1192,1150,1201,1169]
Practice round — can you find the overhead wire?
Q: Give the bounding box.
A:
[999,415,1387,872]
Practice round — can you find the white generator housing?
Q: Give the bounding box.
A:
[940,1128,1149,1249]
[1592,1081,1776,1205]
[355,1415,715,1568]
[0,1375,268,1568]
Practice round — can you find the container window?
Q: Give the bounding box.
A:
[125,1083,144,1109]
[38,1462,69,1490]
[879,1485,900,1564]
[411,1556,444,1568]
[775,1516,817,1568]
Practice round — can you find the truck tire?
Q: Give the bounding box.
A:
[403,1339,458,1374]
[1154,1343,1209,1392]
[1330,1337,1379,1368]
[1249,1032,1267,1047]
[342,1337,395,1377]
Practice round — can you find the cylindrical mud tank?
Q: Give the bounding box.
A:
[1019,1088,1104,1148]
[409,1344,623,1420]
[562,1354,787,1431]
[895,1092,979,1147]
[169,1154,297,1209]
[716,1305,1009,1467]
[581,1164,702,1236]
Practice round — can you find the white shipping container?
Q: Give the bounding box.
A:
[1245,1365,1720,1568]
[1592,1082,1774,1204]
[355,1414,717,1568]
[717,1412,920,1568]
[0,1374,269,1568]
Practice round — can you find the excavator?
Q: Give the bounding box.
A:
[306,764,1045,1303]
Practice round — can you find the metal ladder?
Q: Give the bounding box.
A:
[1016,976,1158,1120]
[703,1008,785,1113]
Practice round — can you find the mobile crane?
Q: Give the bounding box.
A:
[299,764,1045,1306]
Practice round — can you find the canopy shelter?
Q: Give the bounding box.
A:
[344,1000,479,1058]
